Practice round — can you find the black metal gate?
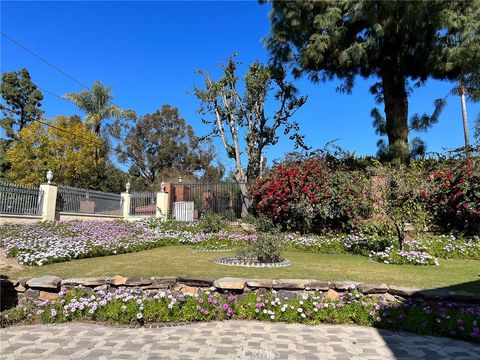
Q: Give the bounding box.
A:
[170,182,246,223]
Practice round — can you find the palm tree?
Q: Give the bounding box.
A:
[64,81,135,138]
[452,73,480,147]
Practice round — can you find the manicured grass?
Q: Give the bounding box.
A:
[5,245,480,292]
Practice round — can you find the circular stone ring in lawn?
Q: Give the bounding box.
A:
[215,257,291,267]
[190,247,234,253]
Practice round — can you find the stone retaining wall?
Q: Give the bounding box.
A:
[1,275,479,310]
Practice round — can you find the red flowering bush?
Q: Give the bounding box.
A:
[423,156,480,235]
[249,154,372,232]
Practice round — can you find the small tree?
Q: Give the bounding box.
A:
[194,55,307,213]
[6,115,106,188]
[381,165,430,250]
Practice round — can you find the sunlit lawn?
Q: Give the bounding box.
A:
[4,245,479,292]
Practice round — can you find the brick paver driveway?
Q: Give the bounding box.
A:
[1,321,479,359]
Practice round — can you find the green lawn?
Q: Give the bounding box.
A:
[5,245,480,292]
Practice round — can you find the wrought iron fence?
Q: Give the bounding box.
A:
[0,181,43,216]
[56,185,123,215]
[129,192,156,216]
[170,182,245,223]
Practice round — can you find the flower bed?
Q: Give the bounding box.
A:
[1,220,478,267]
[369,246,439,266]
[0,221,254,266]
[1,286,478,343]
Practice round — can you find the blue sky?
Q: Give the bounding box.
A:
[1,1,478,173]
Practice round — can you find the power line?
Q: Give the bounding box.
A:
[1,32,91,90]
[0,69,134,162]
[0,31,133,113]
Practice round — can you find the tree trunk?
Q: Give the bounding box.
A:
[394,222,405,251]
[381,70,409,164]
[460,85,471,147]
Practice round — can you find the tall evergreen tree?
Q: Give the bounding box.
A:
[0,68,43,140]
[263,0,480,163]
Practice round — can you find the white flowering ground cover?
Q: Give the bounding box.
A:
[0,221,254,266]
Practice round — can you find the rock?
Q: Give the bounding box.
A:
[277,290,300,300]
[94,285,109,291]
[26,276,62,290]
[143,277,177,290]
[246,279,274,289]
[177,276,213,287]
[173,284,197,296]
[419,289,450,300]
[22,289,39,300]
[331,281,358,291]
[213,277,246,290]
[18,277,32,287]
[448,291,480,302]
[107,275,128,286]
[304,280,330,291]
[358,283,389,294]
[369,293,397,304]
[125,277,153,286]
[388,286,421,298]
[324,289,340,301]
[15,283,26,292]
[273,279,307,290]
[61,277,107,287]
[38,291,59,301]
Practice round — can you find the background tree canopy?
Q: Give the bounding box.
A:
[264,0,480,163]
[6,115,109,188]
[119,104,218,189]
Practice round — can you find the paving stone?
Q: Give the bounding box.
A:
[273,279,307,290]
[246,279,274,288]
[177,276,213,287]
[1,321,479,360]
[304,280,330,291]
[61,277,107,287]
[26,276,62,290]
[212,277,246,290]
[357,282,389,294]
[107,275,128,286]
[388,286,421,297]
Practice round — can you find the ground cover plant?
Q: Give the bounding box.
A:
[0,219,255,266]
[1,286,478,343]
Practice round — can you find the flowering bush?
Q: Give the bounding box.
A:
[249,155,372,232]
[423,157,480,235]
[1,286,479,343]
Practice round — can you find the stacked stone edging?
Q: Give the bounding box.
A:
[1,275,479,310]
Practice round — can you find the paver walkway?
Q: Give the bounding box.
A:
[1,321,479,359]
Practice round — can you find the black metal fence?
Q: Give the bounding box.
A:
[56,185,123,215]
[130,192,156,216]
[171,182,245,223]
[0,181,43,216]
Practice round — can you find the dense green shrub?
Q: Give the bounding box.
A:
[237,232,284,263]
[198,213,224,233]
